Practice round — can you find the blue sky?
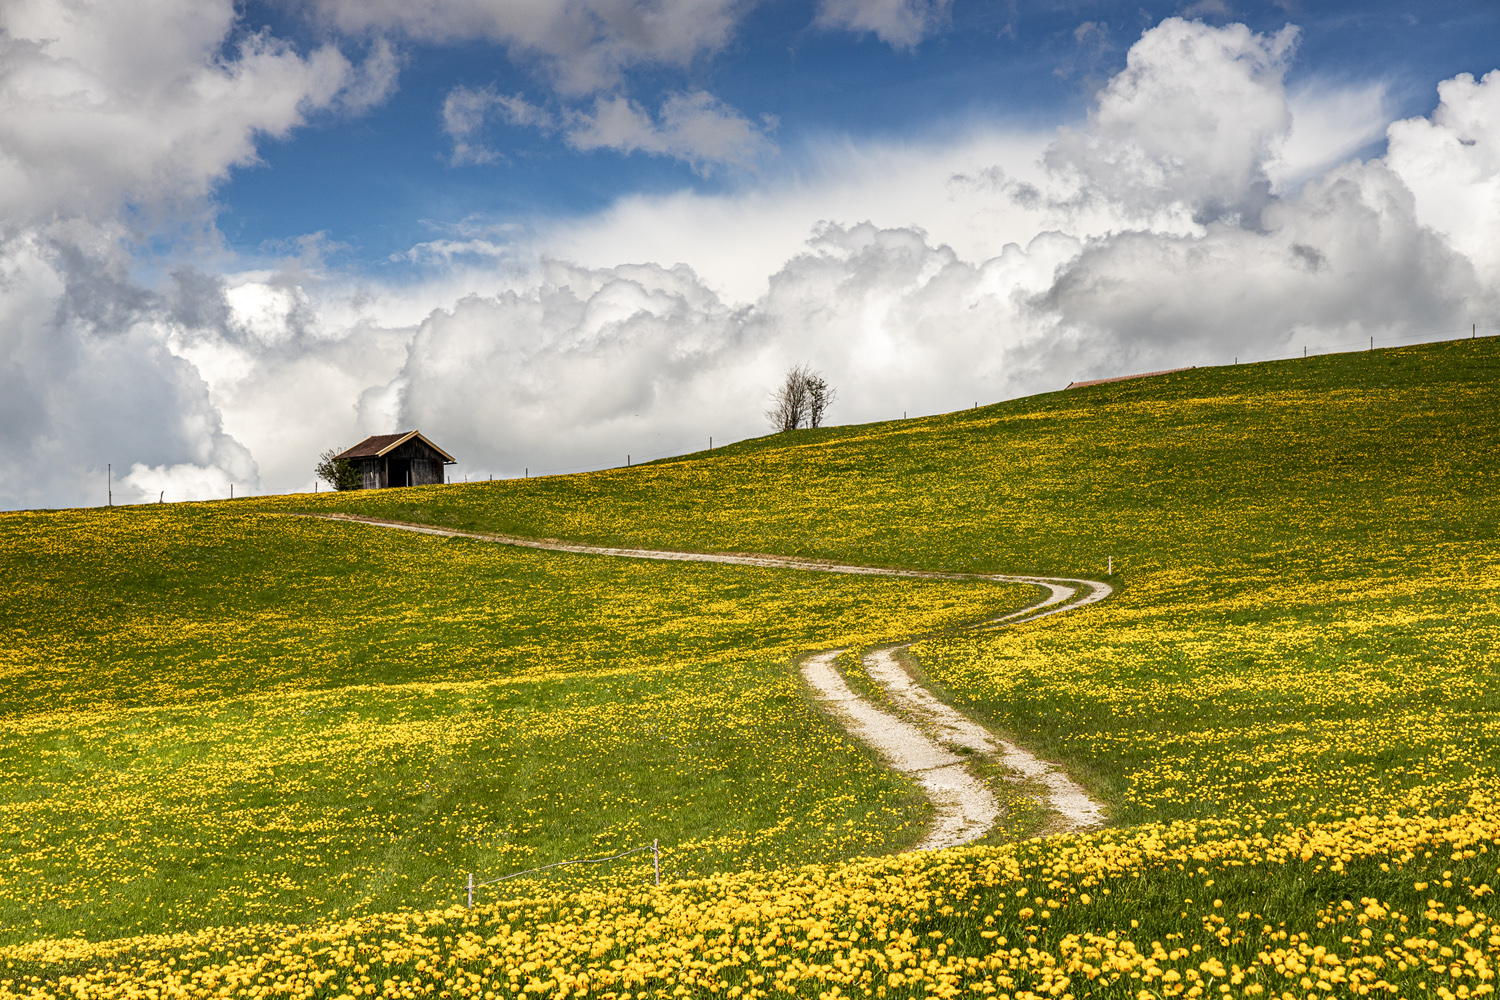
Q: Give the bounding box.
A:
[1,0,1498,509]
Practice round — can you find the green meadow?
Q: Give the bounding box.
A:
[0,337,1497,1000]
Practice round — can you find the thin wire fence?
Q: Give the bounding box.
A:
[1231,322,1497,366]
[465,839,660,908]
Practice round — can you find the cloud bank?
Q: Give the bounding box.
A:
[1,10,1497,509]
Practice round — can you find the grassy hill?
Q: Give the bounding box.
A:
[1,508,1030,943]
[282,336,1500,829]
[2,337,1498,999]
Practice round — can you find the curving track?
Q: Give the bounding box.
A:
[308,513,1111,848]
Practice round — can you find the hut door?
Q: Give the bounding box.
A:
[388,458,411,487]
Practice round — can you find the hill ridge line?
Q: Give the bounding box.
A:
[304,512,1111,846]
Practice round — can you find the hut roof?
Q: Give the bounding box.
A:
[336,431,456,463]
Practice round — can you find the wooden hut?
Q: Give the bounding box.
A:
[336,431,456,490]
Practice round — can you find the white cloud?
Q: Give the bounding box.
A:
[398,238,517,265]
[441,85,554,164]
[307,0,751,96]
[0,231,262,511]
[533,129,1057,305]
[396,218,528,265]
[1045,17,1300,229]
[814,0,952,49]
[377,224,1080,477]
[1042,159,1487,368]
[564,90,775,170]
[441,85,772,171]
[337,37,404,114]
[0,0,365,226]
[0,0,390,508]
[1385,70,1500,277]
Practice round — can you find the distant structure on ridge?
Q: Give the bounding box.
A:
[336,431,456,490]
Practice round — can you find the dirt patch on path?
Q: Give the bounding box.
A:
[863,648,1105,834]
[305,513,1111,847]
[801,651,999,851]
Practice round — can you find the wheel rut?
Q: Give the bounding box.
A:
[306,513,1111,849]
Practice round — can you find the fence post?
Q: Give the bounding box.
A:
[468,872,474,909]
[653,839,660,887]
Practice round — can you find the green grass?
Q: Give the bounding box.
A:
[0,506,1035,945]
[2,336,1498,995]
[269,338,1500,832]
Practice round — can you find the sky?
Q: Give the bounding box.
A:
[2,0,1497,510]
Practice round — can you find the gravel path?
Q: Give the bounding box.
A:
[309,513,1111,847]
[801,651,999,850]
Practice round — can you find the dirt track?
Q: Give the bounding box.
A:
[310,513,1111,847]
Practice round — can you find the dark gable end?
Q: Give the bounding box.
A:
[334,431,456,490]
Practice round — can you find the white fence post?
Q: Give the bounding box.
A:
[467,872,473,909]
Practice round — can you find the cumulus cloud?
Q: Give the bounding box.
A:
[376,223,1081,477]
[1041,160,1486,369]
[0,0,368,226]
[1045,17,1300,229]
[0,0,391,508]
[814,0,952,49]
[1384,70,1500,277]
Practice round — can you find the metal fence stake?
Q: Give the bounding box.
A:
[468,872,473,909]
[653,839,660,887]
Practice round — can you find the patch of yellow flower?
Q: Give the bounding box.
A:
[0,506,1032,942]
[3,796,1497,1000]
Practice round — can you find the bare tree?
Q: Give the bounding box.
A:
[805,371,836,428]
[766,365,808,431]
[766,364,836,431]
